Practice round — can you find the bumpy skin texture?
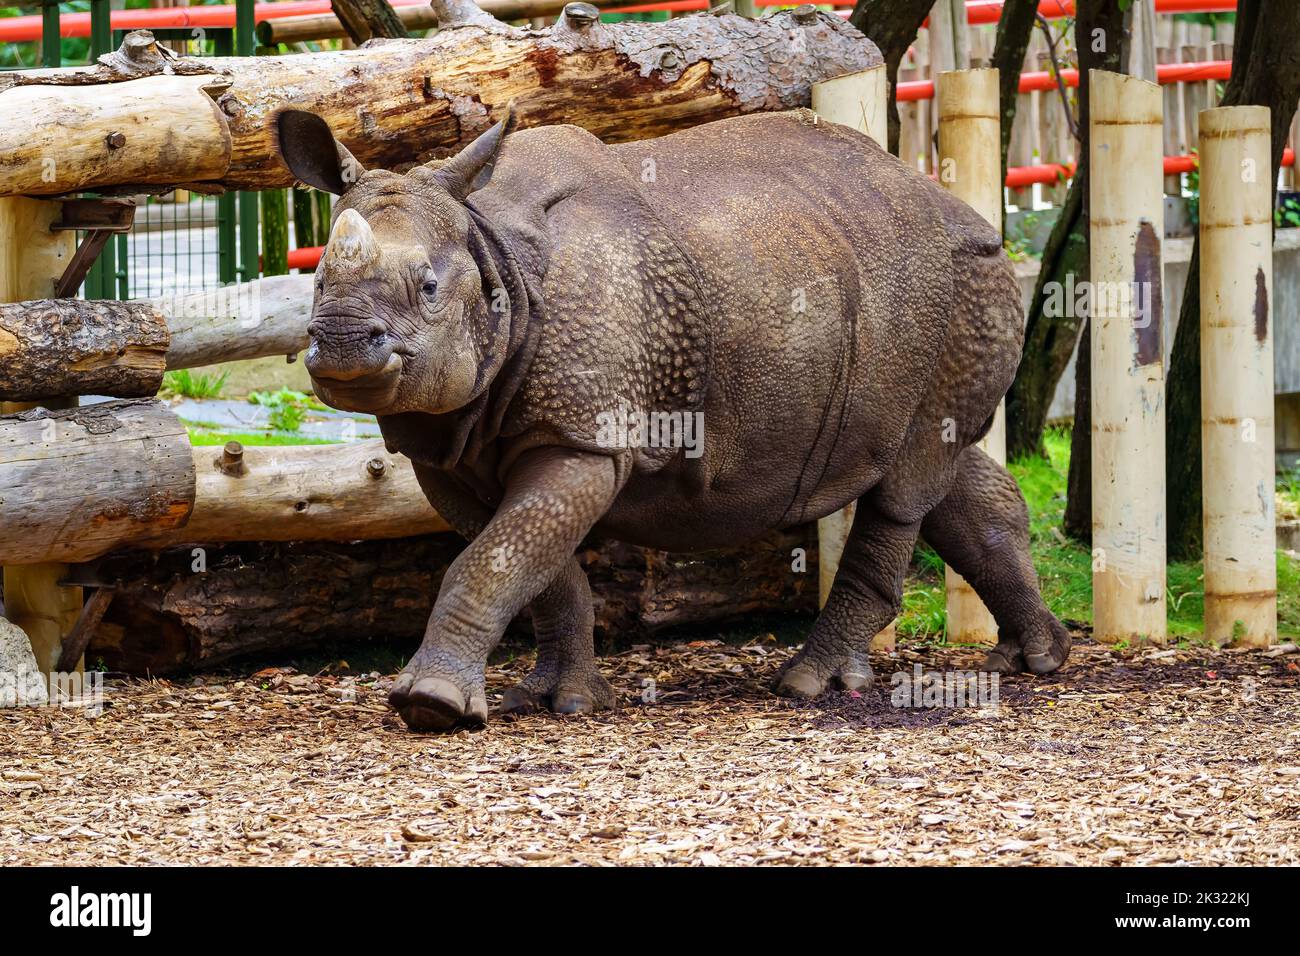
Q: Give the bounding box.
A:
[276,109,1071,732]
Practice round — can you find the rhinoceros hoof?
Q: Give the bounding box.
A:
[388,674,487,732]
[981,616,1071,676]
[500,669,616,718]
[773,658,874,699]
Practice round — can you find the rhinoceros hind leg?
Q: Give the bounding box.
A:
[774,495,921,698]
[501,557,616,717]
[920,445,1071,676]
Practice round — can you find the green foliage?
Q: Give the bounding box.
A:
[247,387,317,433]
[162,369,229,400]
[1185,152,1201,227]
[1276,195,1300,229]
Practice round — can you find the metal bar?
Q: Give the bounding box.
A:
[90,0,112,58]
[41,0,61,68]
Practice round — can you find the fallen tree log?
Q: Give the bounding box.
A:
[0,400,195,566]
[0,8,880,198]
[0,400,449,563]
[155,273,313,370]
[148,437,451,549]
[87,527,818,674]
[0,299,170,401]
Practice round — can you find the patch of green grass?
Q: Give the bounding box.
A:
[892,426,1299,642]
[1278,466,1300,521]
[247,387,324,433]
[162,369,229,400]
[188,429,336,447]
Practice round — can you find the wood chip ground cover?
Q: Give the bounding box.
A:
[3,634,1297,865]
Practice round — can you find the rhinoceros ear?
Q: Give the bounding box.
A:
[274,109,366,196]
[433,105,517,201]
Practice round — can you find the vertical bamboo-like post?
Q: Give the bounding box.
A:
[0,197,82,673]
[1199,105,1277,647]
[1089,70,1167,646]
[812,64,892,652]
[937,68,1002,646]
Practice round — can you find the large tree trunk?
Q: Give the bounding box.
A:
[848,0,935,155]
[87,528,818,674]
[1164,0,1300,560]
[0,10,880,198]
[0,299,169,401]
[330,0,409,45]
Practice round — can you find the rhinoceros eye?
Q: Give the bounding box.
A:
[421,277,439,300]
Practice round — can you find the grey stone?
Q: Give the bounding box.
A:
[0,618,50,707]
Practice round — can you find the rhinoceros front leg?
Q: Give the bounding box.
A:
[775,494,922,698]
[389,449,618,732]
[500,556,616,717]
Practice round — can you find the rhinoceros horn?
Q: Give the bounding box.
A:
[324,209,380,272]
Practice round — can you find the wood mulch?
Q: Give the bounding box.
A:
[3,633,1298,865]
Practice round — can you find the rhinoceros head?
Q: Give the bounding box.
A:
[273,108,514,416]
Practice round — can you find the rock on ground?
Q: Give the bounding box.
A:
[0,618,49,708]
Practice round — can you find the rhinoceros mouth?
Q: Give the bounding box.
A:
[311,353,403,413]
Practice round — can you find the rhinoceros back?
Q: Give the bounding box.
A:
[484,113,1001,545]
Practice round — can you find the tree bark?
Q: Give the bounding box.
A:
[0,299,170,401]
[87,528,818,674]
[330,0,410,45]
[848,0,935,155]
[1164,0,1300,560]
[1005,172,1086,462]
[0,11,881,198]
[991,0,1041,201]
[0,400,195,566]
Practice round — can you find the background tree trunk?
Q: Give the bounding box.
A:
[1164,0,1300,560]
[992,0,1040,200]
[330,0,409,44]
[849,0,935,155]
[1062,0,1128,542]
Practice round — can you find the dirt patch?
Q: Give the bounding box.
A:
[2,635,1297,865]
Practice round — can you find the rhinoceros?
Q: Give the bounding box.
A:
[273,107,1071,731]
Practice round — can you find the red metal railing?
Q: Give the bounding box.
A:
[0,0,1241,44]
[898,59,1233,102]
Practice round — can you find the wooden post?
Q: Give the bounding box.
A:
[1089,70,1166,646]
[937,67,1002,646]
[1199,105,1277,647]
[0,197,81,673]
[811,64,892,652]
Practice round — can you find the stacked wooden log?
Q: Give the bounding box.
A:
[86,529,818,674]
[0,8,881,198]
